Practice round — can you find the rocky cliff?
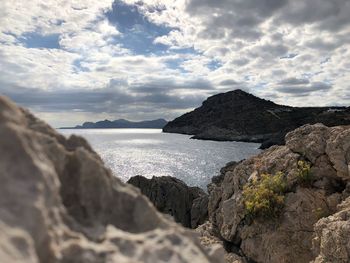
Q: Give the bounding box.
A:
[205,123,350,263]
[163,89,350,148]
[0,96,222,263]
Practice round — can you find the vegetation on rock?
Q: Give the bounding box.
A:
[296,160,313,186]
[206,124,350,263]
[243,160,313,219]
[243,171,287,219]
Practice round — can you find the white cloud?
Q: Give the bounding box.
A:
[0,0,349,126]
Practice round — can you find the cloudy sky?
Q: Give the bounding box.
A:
[0,0,349,127]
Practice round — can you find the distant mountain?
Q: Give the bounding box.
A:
[62,118,168,129]
[163,89,350,148]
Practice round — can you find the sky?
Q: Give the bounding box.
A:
[0,0,350,127]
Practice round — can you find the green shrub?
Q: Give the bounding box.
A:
[243,171,287,219]
[297,160,312,186]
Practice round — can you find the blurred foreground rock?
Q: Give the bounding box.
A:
[0,96,222,263]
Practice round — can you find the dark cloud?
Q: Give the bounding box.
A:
[231,58,250,66]
[252,43,289,58]
[276,82,332,95]
[186,0,350,45]
[279,78,310,85]
[306,38,342,51]
[280,53,298,59]
[228,28,262,41]
[187,0,288,18]
[0,79,208,116]
[219,79,240,86]
[277,0,350,31]
[132,78,214,94]
[271,69,287,76]
[198,27,226,40]
[304,32,350,52]
[186,0,288,40]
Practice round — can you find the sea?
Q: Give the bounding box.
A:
[60,129,261,190]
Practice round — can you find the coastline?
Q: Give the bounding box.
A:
[2,95,350,263]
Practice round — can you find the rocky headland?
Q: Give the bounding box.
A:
[163,89,350,149]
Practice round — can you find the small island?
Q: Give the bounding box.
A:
[61,118,168,129]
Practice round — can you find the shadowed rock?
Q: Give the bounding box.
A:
[128,175,208,228]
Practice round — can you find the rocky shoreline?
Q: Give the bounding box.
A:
[1,95,350,263]
[133,124,350,263]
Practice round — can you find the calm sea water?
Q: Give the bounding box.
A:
[60,129,260,189]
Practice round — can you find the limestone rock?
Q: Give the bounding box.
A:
[311,197,350,263]
[195,222,246,263]
[208,124,350,263]
[127,175,208,228]
[0,96,221,263]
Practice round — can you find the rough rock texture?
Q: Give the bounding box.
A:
[208,123,350,263]
[196,222,246,263]
[127,175,208,228]
[311,197,350,263]
[163,89,350,149]
[0,96,222,263]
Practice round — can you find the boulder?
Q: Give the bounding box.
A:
[127,175,208,228]
[0,96,222,263]
[208,124,350,263]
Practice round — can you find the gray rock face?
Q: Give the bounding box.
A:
[208,123,350,263]
[311,197,350,263]
[127,175,208,228]
[0,96,222,263]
